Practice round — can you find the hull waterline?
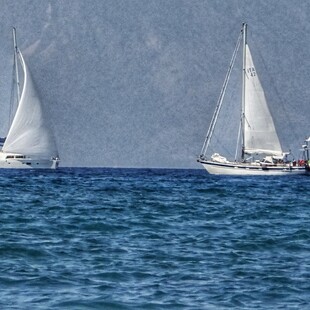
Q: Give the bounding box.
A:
[199,160,306,175]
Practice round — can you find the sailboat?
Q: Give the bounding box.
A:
[0,28,59,169]
[198,23,307,175]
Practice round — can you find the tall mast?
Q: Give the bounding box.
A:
[12,27,21,102]
[241,22,247,160]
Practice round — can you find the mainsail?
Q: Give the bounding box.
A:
[243,44,283,156]
[2,51,58,158]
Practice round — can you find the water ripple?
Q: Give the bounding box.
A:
[0,168,309,309]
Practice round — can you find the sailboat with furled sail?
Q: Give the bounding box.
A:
[0,28,59,169]
[198,23,307,175]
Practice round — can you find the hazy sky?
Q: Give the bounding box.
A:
[0,0,309,168]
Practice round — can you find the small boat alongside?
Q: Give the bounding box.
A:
[0,28,59,169]
[198,23,308,175]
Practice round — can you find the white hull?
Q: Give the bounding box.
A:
[199,160,306,175]
[0,152,59,169]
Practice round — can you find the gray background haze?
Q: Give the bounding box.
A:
[0,0,309,168]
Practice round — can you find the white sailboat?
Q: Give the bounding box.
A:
[198,23,307,175]
[0,28,59,169]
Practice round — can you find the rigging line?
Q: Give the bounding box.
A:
[244,115,251,128]
[210,135,236,159]
[200,29,242,158]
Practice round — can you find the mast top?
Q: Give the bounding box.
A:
[12,27,19,53]
[242,23,247,45]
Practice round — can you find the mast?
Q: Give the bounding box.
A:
[241,22,247,160]
[12,27,21,102]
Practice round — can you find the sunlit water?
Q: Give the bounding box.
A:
[0,168,309,309]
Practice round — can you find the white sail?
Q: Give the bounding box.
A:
[243,44,283,156]
[2,51,58,158]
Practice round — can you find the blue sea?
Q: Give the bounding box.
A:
[0,168,309,309]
